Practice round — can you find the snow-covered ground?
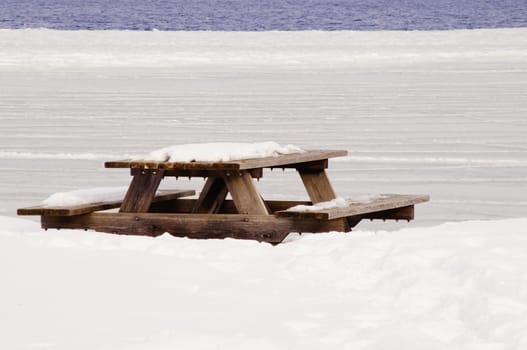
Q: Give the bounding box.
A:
[2,216,527,349]
[1,29,527,349]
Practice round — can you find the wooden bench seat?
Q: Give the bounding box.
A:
[17,189,195,217]
[276,194,430,221]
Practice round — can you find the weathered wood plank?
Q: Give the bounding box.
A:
[40,212,349,244]
[119,170,165,213]
[298,168,350,230]
[234,150,346,170]
[223,171,269,215]
[361,205,415,221]
[298,169,338,204]
[161,168,263,179]
[149,199,312,214]
[271,159,328,170]
[17,189,195,216]
[276,194,430,220]
[105,149,348,171]
[192,176,228,214]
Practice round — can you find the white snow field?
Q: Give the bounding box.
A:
[2,216,527,349]
[1,29,527,349]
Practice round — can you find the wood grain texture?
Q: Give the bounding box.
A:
[105,149,347,170]
[41,212,350,244]
[17,189,195,216]
[149,199,419,222]
[297,168,350,230]
[149,199,312,214]
[223,171,269,215]
[360,205,415,221]
[271,159,328,170]
[119,169,165,213]
[161,168,263,179]
[192,176,228,214]
[276,194,430,220]
[298,169,338,204]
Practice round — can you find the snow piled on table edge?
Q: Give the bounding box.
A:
[39,142,303,206]
[142,142,303,163]
[286,195,387,212]
[41,187,130,207]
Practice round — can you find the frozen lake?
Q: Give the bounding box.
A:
[1,29,526,228]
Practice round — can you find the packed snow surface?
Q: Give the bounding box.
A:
[145,142,303,162]
[288,197,350,211]
[287,195,387,212]
[42,187,129,207]
[2,216,527,349]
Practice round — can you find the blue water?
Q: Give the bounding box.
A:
[1,0,526,31]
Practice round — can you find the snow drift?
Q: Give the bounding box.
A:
[1,28,527,349]
[2,216,527,349]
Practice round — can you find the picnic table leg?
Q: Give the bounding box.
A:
[298,168,351,231]
[120,169,165,213]
[298,169,337,203]
[192,176,229,214]
[223,171,269,215]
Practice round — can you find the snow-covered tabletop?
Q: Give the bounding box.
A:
[19,141,427,244]
[144,142,303,163]
[105,142,347,170]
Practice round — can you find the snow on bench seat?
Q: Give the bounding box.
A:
[276,194,430,220]
[17,189,195,216]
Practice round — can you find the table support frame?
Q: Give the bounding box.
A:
[17,149,429,244]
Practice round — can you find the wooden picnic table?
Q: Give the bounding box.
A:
[18,149,429,244]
